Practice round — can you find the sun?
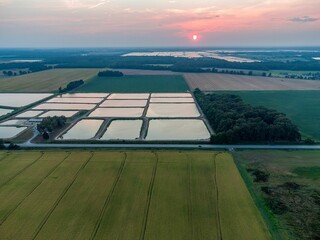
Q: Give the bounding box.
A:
[192,34,198,41]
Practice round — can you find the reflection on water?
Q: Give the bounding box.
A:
[146,119,210,140]
[61,119,103,140]
[100,120,142,140]
[89,108,144,117]
[0,93,52,108]
[146,103,200,117]
[0,126,27,139]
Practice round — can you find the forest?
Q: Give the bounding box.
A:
[194,89,301,143]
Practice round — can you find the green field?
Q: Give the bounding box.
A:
[0,150,270,240]
[234,150,320,240]
[0,69,100,92]
[76,75,190,93]
[216,91,320,141]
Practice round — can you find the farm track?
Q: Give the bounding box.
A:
[32,152,93,240]
[0,152,44,189]
[212,153,223,240]
[140,152,159,240]
[90,152,127,240]
[187,154,194,240]
[0,152,10,162]
[0,152,69,225]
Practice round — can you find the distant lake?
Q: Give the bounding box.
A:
[0,59,42,63]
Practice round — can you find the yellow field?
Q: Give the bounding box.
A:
[0,69,100,92]
[0,150,271,240]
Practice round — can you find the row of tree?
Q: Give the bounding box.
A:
[97,70,124,77]
[194,89,301,143]
[58,80,84,93]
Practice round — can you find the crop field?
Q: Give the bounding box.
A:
[0,69,100,92]
[0,150,271,240]
[220,90,320,140]
[184,73,320,91]
[234,150,320,240]
[76,75,190,93]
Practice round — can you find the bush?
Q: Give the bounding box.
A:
[265,197,288,215]
[42,131,50,140]
[251,169,270,182]
[7,143,20,150]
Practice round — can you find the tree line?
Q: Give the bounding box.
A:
[194,89,301,143]
[97,70,124,77]
[58,79,84,93]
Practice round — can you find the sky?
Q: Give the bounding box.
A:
[0,0,319,47]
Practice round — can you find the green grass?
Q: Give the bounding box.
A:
[0,150,271,240]
[234,150,320,240]
[292,167,320,180]
[76,75,190,93]
[214,90,320,141]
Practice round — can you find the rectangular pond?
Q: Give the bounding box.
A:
[15,110,44,118]
[146,103,200,117]
[89,108,144,118]
[39,111,79,118]
[0,108,13,117]
[100,100,147,107]
[0,126,27,139]
[100,120,143,140]
[108,93,150,99]
[60,93,109,98]
[0,119,27,126]
[60,119,103,140]
[151,93,192,98]
[146,119,210,140]
[33,103,96,110]
[150,98,194,103]
[47,97,104,104]
[0,93,52,108]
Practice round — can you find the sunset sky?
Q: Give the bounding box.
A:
[0,0,319,47]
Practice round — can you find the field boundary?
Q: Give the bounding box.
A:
[140,151,159,240]
[232,152,286,240]
[90,152,127,240]
[31,151,93,239]
[213,153,223,240]
[187,154,194,240]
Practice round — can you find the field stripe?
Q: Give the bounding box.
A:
[0,152,44,189]
[33,151,124,240]
[187,154,194,240]
[140,151,159,240]
[143,152,190,240]
[213,153,223,240]
[32,152,93,240]
[93,151,155,240]
[187,151,220,240]
[0,152,90,239]
[0,152,9,162]
[216,153,272,240]
[0,152,69,225]
[90,152,127,240]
